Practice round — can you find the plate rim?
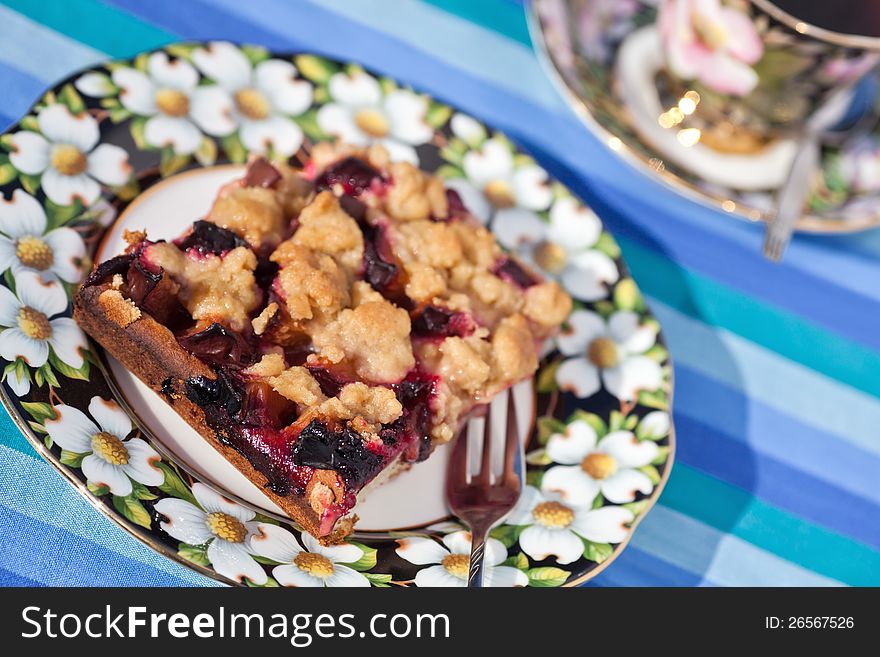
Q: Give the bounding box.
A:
[0,40,677,587]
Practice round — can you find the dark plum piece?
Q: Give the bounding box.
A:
[493,256,539,289]
[127,261,189,328]
[433,188,469,222]
[241,157,282,188]
[412,306,475,338]
[338,194,367,222]
[185,371,243,417]
[306,365,347,399]
[177,322,257,368]
[363,231,398,291]
[292,419,383,490]
[83,253,133,287]
[241,380,297,428]
[175,220,249,255]
[385,375,437,462]
[126,258,162,305]
[314,156,384,196]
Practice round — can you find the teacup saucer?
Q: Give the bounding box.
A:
[530,0,880,234]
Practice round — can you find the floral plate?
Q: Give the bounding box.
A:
[531,0,880,233]
[0,42,674,587]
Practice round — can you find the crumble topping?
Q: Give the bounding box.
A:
[98,289,141,327]
[148,243,260,332]
[320,382,402,425]
[491,314,538,383]
[208,186,286,249]
[268,366,327,407]
[271,242,350,321]
[523,281,573,327]
[251,302,278,336]
[311,299,415,383]
[437,336,492,393]
[244,352,286,378]
[290,191,364,272]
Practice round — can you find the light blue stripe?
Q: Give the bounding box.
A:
[0,445,214,586]
[633,506,844,587]
[0,5,105,83]
[650,298,880,455]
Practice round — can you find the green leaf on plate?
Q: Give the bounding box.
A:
[239,44,269,66]
[643,344,669,364]
[112,493,152,529]
[293,109,330,142]
[3,269,15,294]
[110,178,140,202]
[19,173,42,195]
[525,567,569,587]
[502,551,529,570]
[133,52,150,73]
[59,449,86,468]
[435,163,465,180]
[160,148,191,177]
[612,278,645,312]
[364,572,393,587]
[49,351,90,382]
[608,410,625,432]
[593,232,621,260]
[623,500,650,517]
[57,83,86,115]
[638,389,669,411]
[28,421,47,435]
[156,461,198,507]
[44,198,83,229]
[313,85,330,104]
[246,575,280,587]
[536,415,566,445]
[253,512,281,526]
[43,435,53,449]
[535,357,561,393]
[109,106,133,124]
[425,101,452,129]
[525,448,552,466]
[253,554,283,566]
[131,480,158,501]
[343,542,378,572]
[638,464,661,485]
[221,133,248,164]
[294,54,338,85]
[525,470,544,489]
[87,481,110,496]
[165,43,197,60]
[0,162,16,185]
[592,299,615,319]
[567,409,607,438]
[21,401,57,424]
[378,77,398,96]
[129,117,148,150]
[489,524,523,549]
[651,445,670,465]
[591,494,605,509]
[178,542,210,568]
[623,414,638,431]
[194,136,218,167]
[581,539,613,564]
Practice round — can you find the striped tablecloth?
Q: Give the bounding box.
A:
[1,0,878,587]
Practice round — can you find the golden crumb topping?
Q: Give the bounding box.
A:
[320,382,402,425]
[268,366,327,407]
[148,243,259,332]
[98,289,141,327]
[523,281,573,328]
[491,314,537,384]
[292,191,364,272]
[271,242,350,321]
[208,186,286,249]
[244,352,286,378]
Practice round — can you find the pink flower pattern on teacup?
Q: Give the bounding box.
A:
[659,0,764,96]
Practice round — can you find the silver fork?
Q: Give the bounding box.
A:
[445,390,524,587]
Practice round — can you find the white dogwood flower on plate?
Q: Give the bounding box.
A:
[0,189,84,283]
[317,69,433,164]
[44,396,162,497]
[0,270,85,369]
[396,530,527,587]
[154,482,267,585]
[250,523,369,587]
[191,41,313,156]
[556,309,662,401]
[541,420,658,505]
[506,486,633,565]
[112,52,229,155]
[8,104,131,206]
[493,195,619,301]
[445,115,552,223]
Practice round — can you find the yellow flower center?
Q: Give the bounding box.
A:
[155,88,190,117]
[692,12,729,50]
[205,511,247,543]
[17,306,52,340]
[91,431,130,466]
[533,240,568,274]
[50,144,88,176]
[532,501,575,529]
[582,452,617,480]
[294,551,335,578]
[16,236,54,271]
[441,553,470,579]
[234,88,271,121]
[587,337,619,369]
[354,108,390,138]
[483,179,515,208]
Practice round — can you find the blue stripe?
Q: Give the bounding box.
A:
[674,414,880,549]
[588,546,716,587]
[0,565,45,587]
[0,60,45,124]
[0,506,209,586]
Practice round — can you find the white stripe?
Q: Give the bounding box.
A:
[633,506,844,587]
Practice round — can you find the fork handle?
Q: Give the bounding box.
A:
[467,529,488,587]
